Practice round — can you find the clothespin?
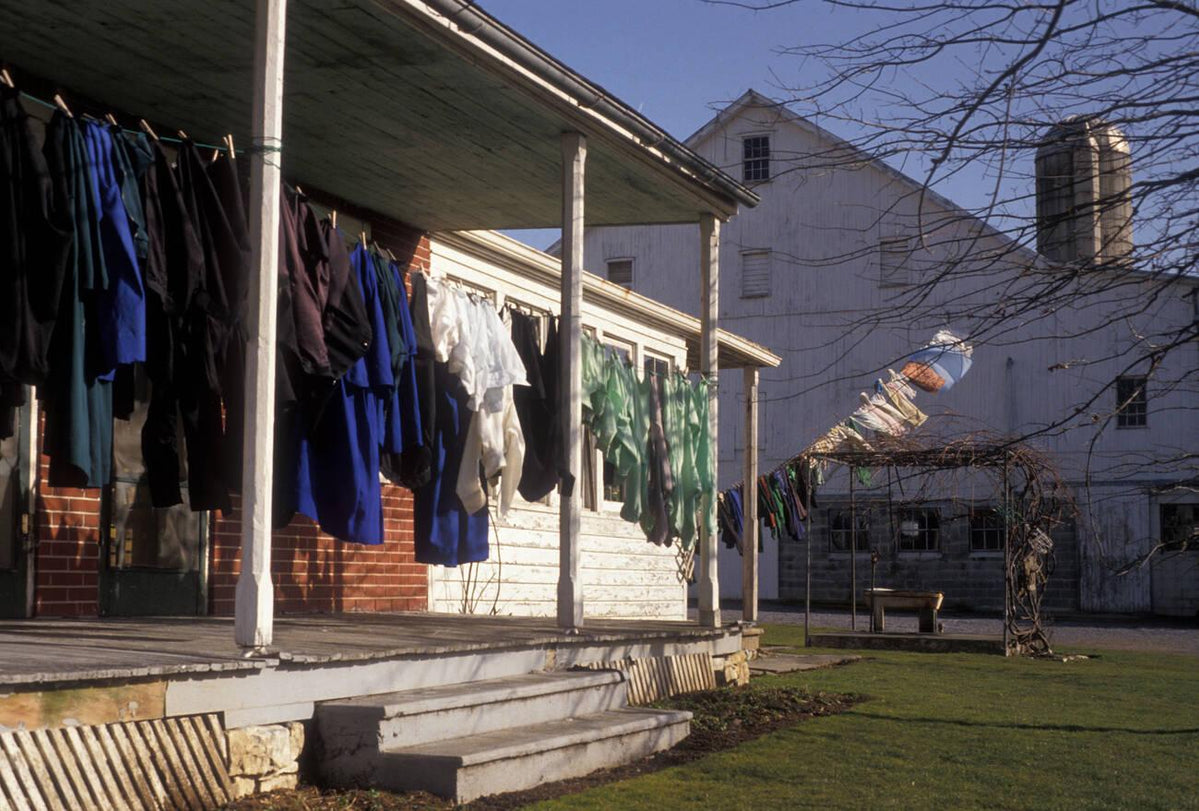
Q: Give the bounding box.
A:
[330,210,338,229]
[295,185,305,197]
[139,119,159,141]
[177,129,189,142]
[359,230,368,246]
[0,69,14,89]
[210,148,221,163]
[104,113,118,127]
[223,133,235,159]
[53,93,72,117]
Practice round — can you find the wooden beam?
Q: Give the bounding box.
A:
[235,0,288,649]
[697,213,721,628]
[741,367,759,624]
[557,132,586,630]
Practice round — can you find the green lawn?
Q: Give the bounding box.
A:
[529,624,1199,810]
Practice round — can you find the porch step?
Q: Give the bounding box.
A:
[318,670,626,754]
[316,669,692,802]
[371,707,692,803]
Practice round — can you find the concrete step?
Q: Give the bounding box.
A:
[373,707,692,803]
[317,670,629,785]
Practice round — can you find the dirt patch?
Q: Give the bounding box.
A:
[223,686,856,811]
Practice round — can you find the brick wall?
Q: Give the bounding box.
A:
[208,485,426,616]
[778,497,1081,614]
[34,458,102,617]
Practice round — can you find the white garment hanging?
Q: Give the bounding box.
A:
[457,386,526,515]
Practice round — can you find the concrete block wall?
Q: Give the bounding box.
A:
[778,498,1080,614]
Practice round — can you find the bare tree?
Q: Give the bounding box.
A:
[710,0,1198,568]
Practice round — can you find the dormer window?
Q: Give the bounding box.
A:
[742,135,770,182]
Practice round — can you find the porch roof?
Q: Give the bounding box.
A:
[0,0,757,231]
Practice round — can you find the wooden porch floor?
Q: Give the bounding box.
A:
[0,613,732,688]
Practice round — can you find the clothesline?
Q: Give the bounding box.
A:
[723,330,974,491]
[16,89,234,154]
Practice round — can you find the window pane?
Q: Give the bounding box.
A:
[742,136,770,182]
[829,509,869,552]
[970,508,1005,551]
[898,508,939,551]
[1116,375,1147,427]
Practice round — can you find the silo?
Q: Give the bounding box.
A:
[1035,117,1133,266]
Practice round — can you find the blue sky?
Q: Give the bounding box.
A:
[482,0,884,249]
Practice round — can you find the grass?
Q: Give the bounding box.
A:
[527,624,1199,810]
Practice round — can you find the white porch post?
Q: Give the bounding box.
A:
[741,367,759,623]
[557,132,586,630]
[698,213,721,628]
[235,0,288,648]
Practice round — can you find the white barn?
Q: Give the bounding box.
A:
[579,90,1199,617]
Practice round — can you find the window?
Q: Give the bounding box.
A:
[740,250,772,298]
[829,509,870,552]
[1160,504,1198,551]
[742,135,770,182]
[970,508,1005,552]
[606,258,634,289]
[644,354,672,380]
[898,507,940,551]
[1116,375,1147,428]
[879,237,912,288]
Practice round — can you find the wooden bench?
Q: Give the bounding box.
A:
[865,589,944,633]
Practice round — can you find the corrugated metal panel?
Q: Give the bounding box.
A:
[0,715,231,811]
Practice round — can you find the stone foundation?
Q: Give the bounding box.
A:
[714,650,750,687]
[228,722,306,797]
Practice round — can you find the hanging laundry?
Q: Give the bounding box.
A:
[41,110,114,488]
[901,329,973,392]
[641,372,674,546]
[510,310,561,503]
[83,120,145,374]
[881,381,927,428]
[0,87,71,438]
[415,275,488,566]
[291,240,401,544]
[395,271,436,489]
[455,303,527,517]
[853,391,905,436]
[717,486,743,552]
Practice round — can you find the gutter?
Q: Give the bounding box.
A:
[419,0,761,211]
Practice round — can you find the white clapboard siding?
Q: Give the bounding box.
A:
[430,501,688,619]
[426,235,693,621]
[581,93,1199,613]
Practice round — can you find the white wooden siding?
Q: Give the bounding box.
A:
[583,99,1199,612]
[425,234,690,620]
